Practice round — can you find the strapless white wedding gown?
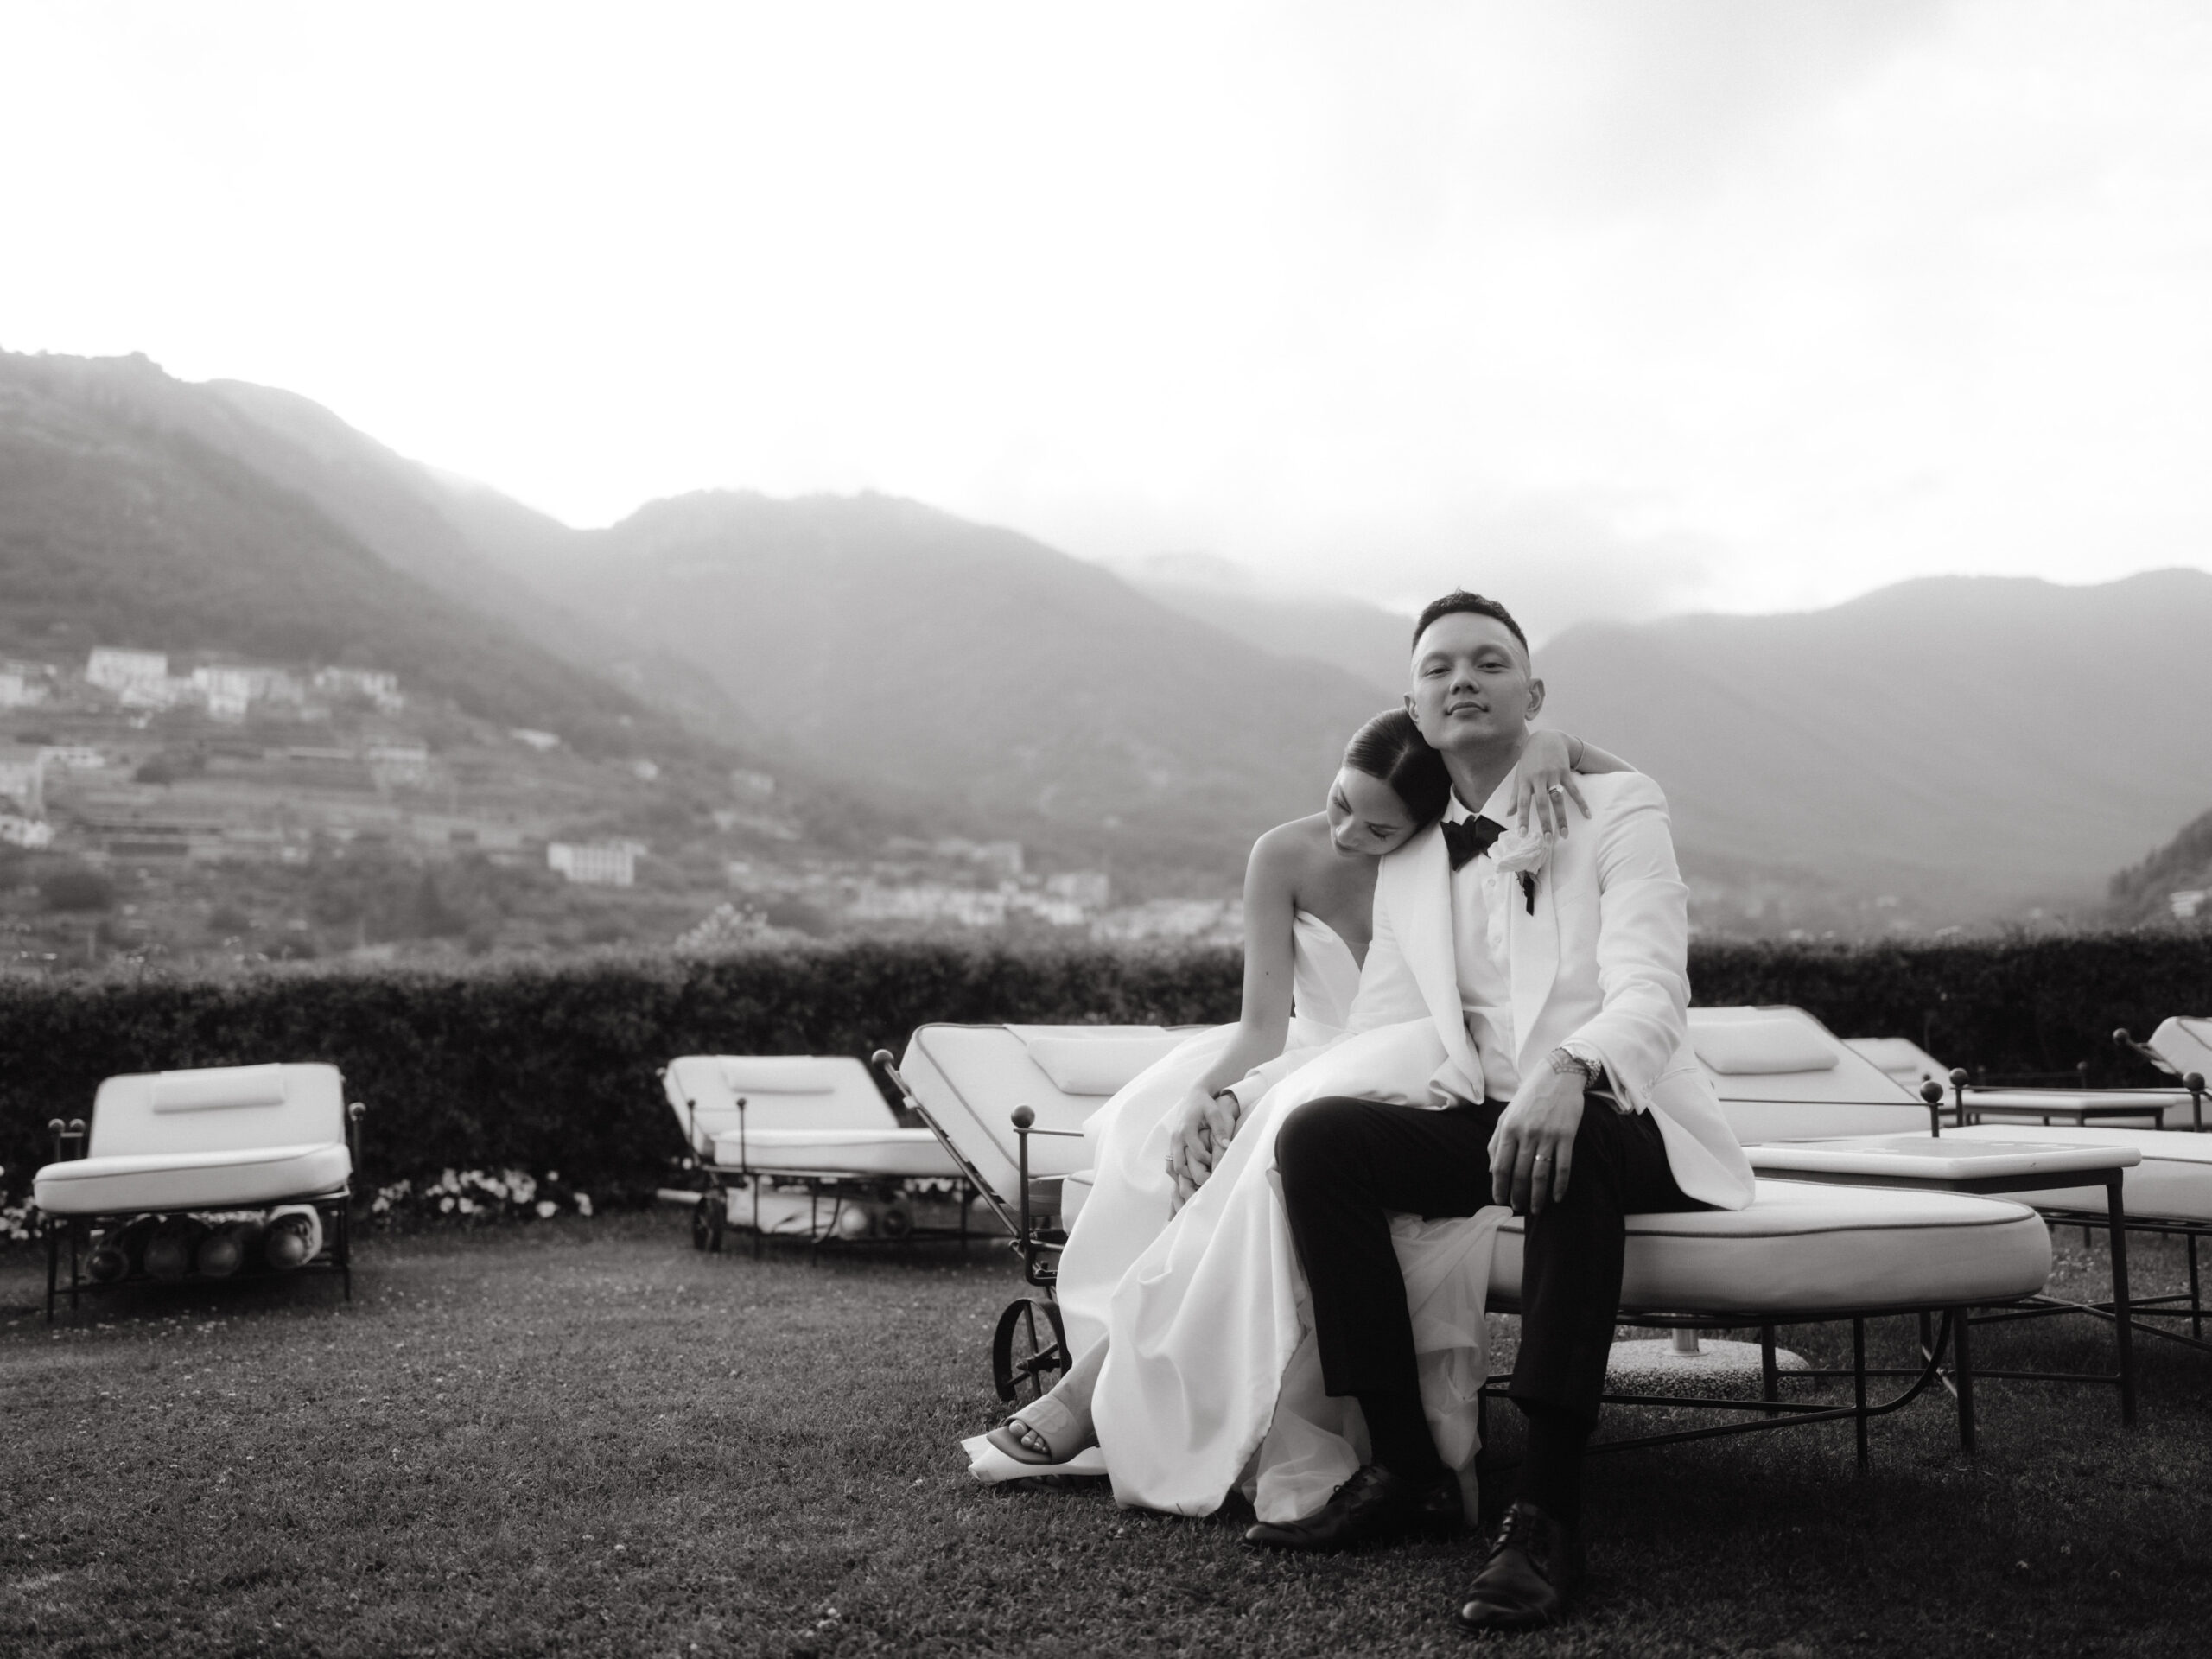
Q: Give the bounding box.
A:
[974,910,1505,1527]
[1086,959,1508,1523]
[1052,908,1362,1358]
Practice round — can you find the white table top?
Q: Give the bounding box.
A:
[1955,1088,2190,1111]
[1745,1134,2141,1181]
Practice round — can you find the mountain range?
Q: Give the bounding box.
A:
[1539,570,2212,912]
[4,346,2207,926]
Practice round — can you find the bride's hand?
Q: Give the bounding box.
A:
[1167,1084,1238,1207]
[1516,729,1592,838]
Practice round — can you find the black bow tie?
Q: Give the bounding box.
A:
[1441,814,1507,871]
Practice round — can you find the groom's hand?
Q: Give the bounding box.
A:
[1489,1069,1586,1215]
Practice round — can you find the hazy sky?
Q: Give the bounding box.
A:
[3,2,2207,636]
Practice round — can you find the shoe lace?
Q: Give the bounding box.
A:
[1486,1503,1548,1561]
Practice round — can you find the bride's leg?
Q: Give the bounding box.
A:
[987,1338,1109,1463]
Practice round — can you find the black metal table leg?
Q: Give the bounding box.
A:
[2189,1234,2201,1343]
[2107,1173,2137,1425]
[45,1220,60,1323]
[1954,1307,1976,1457]
[1853,1318,1869,1472]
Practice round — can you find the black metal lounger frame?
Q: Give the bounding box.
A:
[873,1047,1080,1402]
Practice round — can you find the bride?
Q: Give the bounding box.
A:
[978,711,1625,1514]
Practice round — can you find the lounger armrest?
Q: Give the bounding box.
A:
[347,1101,365,1182]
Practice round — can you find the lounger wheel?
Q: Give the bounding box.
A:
[991,1296,1068,1405]
[691,1194,724,1253]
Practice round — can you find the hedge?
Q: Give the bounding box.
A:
[3,933,2208,1203]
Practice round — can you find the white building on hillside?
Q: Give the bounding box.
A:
[549,842,637,887]
[0,746,46,815]
[0,814,53,849]
[0,667,46,708]
[365,745,434,788]
[86,647,168,695]
[192,665,256,721]
[1045,870,1112,910]
[315,666,404,711]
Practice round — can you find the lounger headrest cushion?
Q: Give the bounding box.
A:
[1692,1020,1840,1077]
[1023,1033,1187,1096]
[1845,1038,1931,1076]
[149,1065,290,1113]
[717,1058,836,1095]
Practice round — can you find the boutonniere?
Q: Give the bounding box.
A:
[1490,828,1554,915]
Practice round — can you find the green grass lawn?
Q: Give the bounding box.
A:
[3,1214,2210,1656]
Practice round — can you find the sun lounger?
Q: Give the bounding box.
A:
[882,1017,2054,1460]
[1850,1019,2212,1354]
[874,1024,1196,1402]
[1502,1006,2073,1459]
[33,1063,363,1319]
[658,1054,963,1249]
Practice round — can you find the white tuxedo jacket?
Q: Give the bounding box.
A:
[1334,770,1754,1211]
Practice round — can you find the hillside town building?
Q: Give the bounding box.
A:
[548,842,638,887]
[0,745,46,815]
[85,647,168,695]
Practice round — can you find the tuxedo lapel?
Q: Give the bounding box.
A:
[1386,823,1481,1092]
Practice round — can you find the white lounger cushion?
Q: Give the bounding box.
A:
[35,1143,353,1216]
[86,1064,346,1158]
[707,1127,960,1179]
[1846,1037,1951,1092]
[718,1058,836,1095]
[898,1024,1185,1198]
[1692,1007,1930,1141]
[1490,1179,2050,1317]
[1692,1018,1838,1076]
[149,1064,291,1113]
[2149,1017,2212,1082]
[1949,1125,2212,1223]
[662,1055,895,1155]
[1018,1032,1191,1096]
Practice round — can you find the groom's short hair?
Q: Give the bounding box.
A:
[1411,590,1529,660]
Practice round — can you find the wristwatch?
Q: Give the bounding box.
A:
[1547,1043,1604,1086]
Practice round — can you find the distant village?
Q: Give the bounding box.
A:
[0,647,1241,970]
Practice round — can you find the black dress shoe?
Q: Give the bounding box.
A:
[1243,1464,1463,1552]
[1454,1501,1581,1631]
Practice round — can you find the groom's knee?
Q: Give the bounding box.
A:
[1277,1096,1371,1196]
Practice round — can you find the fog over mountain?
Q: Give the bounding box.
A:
[1108,553,1413,696]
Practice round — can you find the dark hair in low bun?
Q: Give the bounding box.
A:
[1342,709,1450,827]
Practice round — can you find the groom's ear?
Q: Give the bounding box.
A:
[1402,692,1421,731]
[1525,677,1547,718]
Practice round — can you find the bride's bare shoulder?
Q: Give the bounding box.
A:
[1249,814,1334,880]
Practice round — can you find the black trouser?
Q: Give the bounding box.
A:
[1277,1094,1700,1427]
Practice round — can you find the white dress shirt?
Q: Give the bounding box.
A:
[1444,780,1521,1103]
[1446,774,1637,1113]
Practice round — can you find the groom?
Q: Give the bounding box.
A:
[1241,591,1754,1632]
